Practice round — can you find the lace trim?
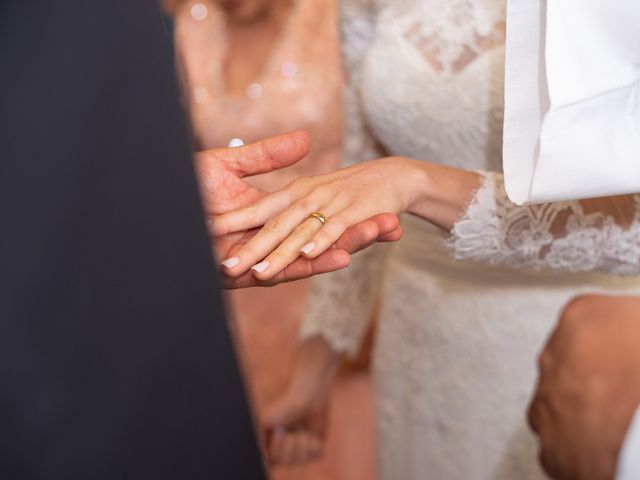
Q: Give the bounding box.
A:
[299,245,388,357]
[450,173,640,276]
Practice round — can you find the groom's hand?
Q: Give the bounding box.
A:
[194,131,402,288]
[528,295,640,480]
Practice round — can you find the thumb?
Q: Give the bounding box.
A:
[207,130,311,178]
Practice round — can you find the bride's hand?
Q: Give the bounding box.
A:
[214,157,425,279]
[195,132,403,288]
[216,213,402,289]
[214,157,481,280]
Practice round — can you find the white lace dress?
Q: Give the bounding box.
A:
[300,1,640,479]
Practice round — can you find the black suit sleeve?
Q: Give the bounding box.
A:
[0,1,264,478]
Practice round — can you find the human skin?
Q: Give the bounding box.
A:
[528,294,640,480]
[195,131,402,288]
[213,156,480,280]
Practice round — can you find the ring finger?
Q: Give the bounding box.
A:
[250,209,333,280]
[224,198,345,277]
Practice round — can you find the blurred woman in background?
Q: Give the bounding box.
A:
[165,2,375,480]
[174,0,343,188]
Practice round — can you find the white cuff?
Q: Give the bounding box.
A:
[616,406,640,480]
[503,0,640,205]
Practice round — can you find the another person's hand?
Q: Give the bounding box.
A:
[212,156,480,281]
[261,336,339,465]
[528,295,640,480]
[194,132,403,288]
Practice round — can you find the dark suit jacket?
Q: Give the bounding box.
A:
[0,1,264,478]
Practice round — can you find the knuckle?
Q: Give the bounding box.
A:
[311,183,332,198]
[327,216,348,232]
[297,195,318,213]
[263,218,284,234]
[293,222,314,237]
[313,229,331,246]
[245,204,259,219]
[561,294,599,325]
[265,253,282,266]
[231,205,257,227]
[333,189,353,204]
[289,177,310,193]
[240,243,262,259]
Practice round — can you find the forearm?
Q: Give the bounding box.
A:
[399,159,640,275]
[402,158,483,231]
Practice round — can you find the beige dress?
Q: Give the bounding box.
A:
[174,0,343,189]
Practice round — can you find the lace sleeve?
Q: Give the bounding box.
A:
[299,0,388,357]
[450,172,640,276]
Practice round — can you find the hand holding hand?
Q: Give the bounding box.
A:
[213,157,424,281]
[194,132,403,288]
[213,155,480,282]
[529,295,640,480]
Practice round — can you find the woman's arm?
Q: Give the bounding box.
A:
[215,156,640,277]
[213,157,476,278]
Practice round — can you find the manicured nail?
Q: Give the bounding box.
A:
[252,260,270,274]
[221,257,240,269]
[300,242,315,255]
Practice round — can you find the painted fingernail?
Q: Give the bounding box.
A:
[221,257,240,269]
[252,260,270,274]
[300,242,316,255]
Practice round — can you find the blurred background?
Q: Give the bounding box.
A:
[162,1,376,478]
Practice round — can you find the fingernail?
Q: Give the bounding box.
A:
[300,242,315,255]
[273,425,286,436]
[221,257,240,269]
[252,260,270,274]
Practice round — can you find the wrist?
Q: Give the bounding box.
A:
[404,160,483,231]
[401,158,433,215]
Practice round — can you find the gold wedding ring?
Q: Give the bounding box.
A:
[308,212,327,225]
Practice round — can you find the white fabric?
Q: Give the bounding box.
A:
[503,0,640,205]
[451,175,640,276]
[617,406,640,480]
[301,1,640,478]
